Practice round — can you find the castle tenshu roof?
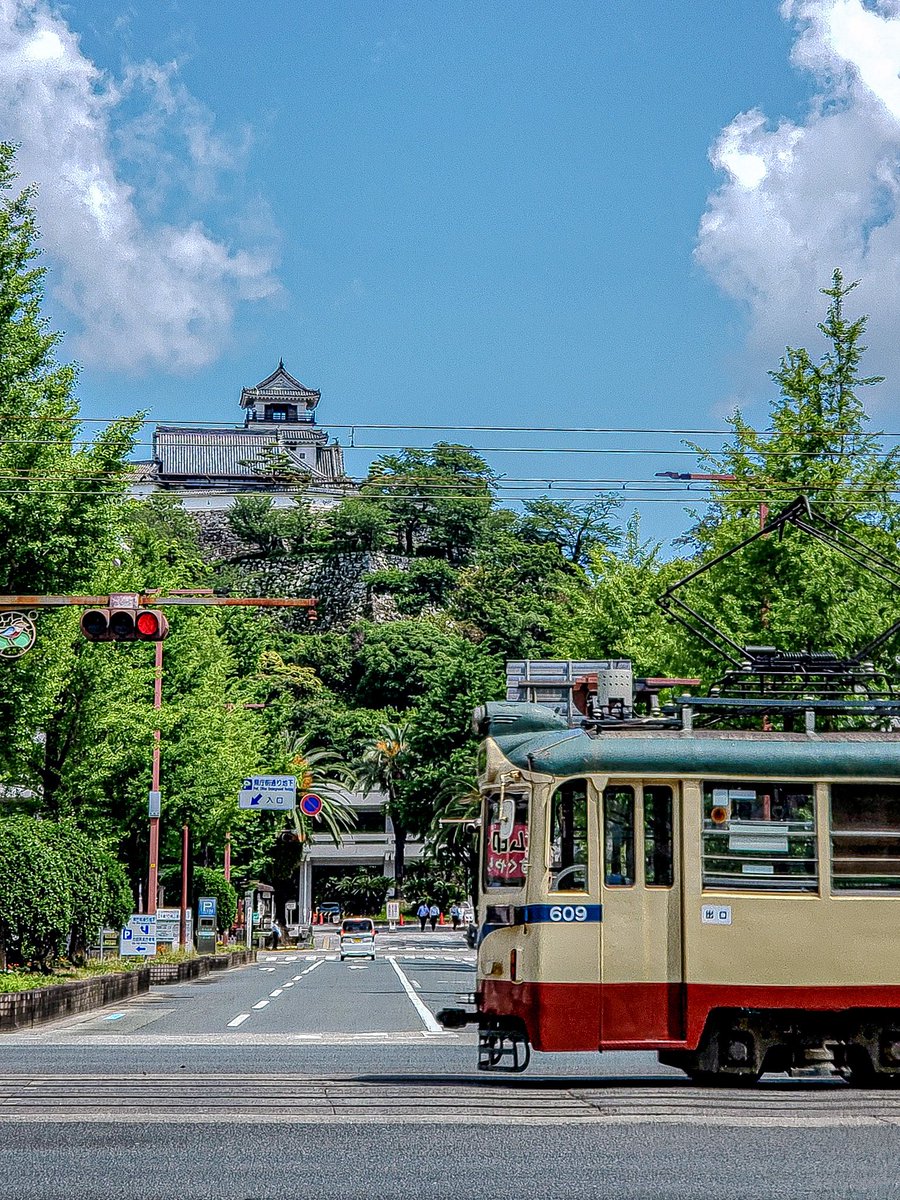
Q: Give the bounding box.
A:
[239,361,320,412]
[145,363,344,486]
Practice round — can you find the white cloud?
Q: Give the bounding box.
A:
[0,0,280,373]
[697,0,900,399]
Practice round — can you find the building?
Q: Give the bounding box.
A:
[132,362,348,511]
[296,788,424,921]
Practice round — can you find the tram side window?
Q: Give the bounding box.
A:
[549,780,588,891]
[831,784,900,892]
[604,786,635,886]
[483,792,529,890]
[701,781,816,892]
[644,786,674,887]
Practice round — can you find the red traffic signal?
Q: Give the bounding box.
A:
[80,607,169,642]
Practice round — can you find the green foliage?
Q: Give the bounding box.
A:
[227,495,317,558]
[366,558,458,615]
[404,854,469,913]
[192,867,238,932]
[0,815,131,971]
[330,870,392,915]
[518,497,620,567]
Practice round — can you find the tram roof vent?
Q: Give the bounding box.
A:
[505,659,633,724]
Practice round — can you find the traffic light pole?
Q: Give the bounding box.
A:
[148,640,163,916]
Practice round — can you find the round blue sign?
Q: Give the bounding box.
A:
[300,793,323,817]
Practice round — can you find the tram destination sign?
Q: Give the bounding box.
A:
[238,775,297,811]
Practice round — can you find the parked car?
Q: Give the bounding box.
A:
[315,902,342,923]
[339,917,376,961]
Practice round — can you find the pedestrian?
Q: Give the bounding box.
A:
[450,902,462,931]
[429,903,440,932]
[417,901,429,932]
[270,918,282,951]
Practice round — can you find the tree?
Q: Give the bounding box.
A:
[518,497,620,568]
[191,867,238,933]
[0,143,141,790]
[355,722,412,897]
[680,270,900,678]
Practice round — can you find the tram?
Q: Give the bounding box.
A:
[437,689,900,1084]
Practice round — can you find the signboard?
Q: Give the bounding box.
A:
[300,793,323,817]
[238,775,297,810]
[156,907,192,946]
[386,901,400,922]
[198,897,217,920]
[701,904,732,926]
[120,914,157,956]
[728,822,789,854]
[148,790,161,818]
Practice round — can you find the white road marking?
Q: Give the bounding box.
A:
[292,975,303,981]
[386,956,442,1033]
[304,955,315,961]
[252,1001,269,1010]
[411,980,422,989]
[269,989,283,997]
[286,956,298,962]
[326,954,337,961]
[301,960,324,976]
[347,964,368,970]
[282,982,294,988]
[259,967,276,973]
[226,1013,250,1028]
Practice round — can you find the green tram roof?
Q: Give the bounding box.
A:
[476,703,900,782]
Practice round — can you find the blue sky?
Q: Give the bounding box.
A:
[3,1,900,542]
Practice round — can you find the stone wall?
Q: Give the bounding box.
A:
[192,511,407,628]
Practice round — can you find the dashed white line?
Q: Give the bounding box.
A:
[269,989,283,997]
[282,982,295,988]
[301,960,324,976]
[411,980,422,989]
[386,956,443,1033]
[226,1013,250,1028]
[252,1001,269,1010]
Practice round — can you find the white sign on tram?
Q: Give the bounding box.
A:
[238,775,297,811]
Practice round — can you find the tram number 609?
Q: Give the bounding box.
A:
[548,905,588,922]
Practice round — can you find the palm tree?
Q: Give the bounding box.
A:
[429,771,482,905]
[355,722,411,898]
[284,733,357,846]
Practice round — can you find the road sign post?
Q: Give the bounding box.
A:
[386,900,400,931]
[119,915,157,957]
[238,776,297,810]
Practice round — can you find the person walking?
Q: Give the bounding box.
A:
[450,903,462,931]
[428,903,440,932]
[270,918,282,951]
[417,901,429,932]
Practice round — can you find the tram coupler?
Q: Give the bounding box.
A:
[477,1020,531,1073]
[436,1007,478,1029]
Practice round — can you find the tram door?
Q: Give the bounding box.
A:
[599,782,685,1045]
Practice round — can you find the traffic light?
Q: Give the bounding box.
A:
[80,608,170,642]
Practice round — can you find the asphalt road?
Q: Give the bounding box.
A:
[3,929,900,1199]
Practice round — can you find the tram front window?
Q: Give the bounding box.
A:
[549,779,588,891]
[483,791,529,889]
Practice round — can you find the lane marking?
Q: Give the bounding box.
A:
[252,1001,269,1010]
[411,980,422,989]
[259,967,276,973]
[386,956,443,1033]
[347,964,368,970]
[269,989,283,997]
[226,1014,250,1028]
[102,1013,126,1022]
[302,960,324,975]
[326,954,337,961]
[304,955,315,961]
[292,975,302,982]
[282,982,295,988]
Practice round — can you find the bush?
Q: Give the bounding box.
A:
[0,815,134,971]
[192,867,238,932]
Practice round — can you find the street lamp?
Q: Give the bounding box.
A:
[655,472,768,530]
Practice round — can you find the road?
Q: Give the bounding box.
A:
[3,928,900,1199]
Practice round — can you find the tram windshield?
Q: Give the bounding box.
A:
[483,791,529,889]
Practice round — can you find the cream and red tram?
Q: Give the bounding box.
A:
[440,700,900,1084]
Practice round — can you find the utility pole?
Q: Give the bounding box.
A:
[148,640,163,914]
